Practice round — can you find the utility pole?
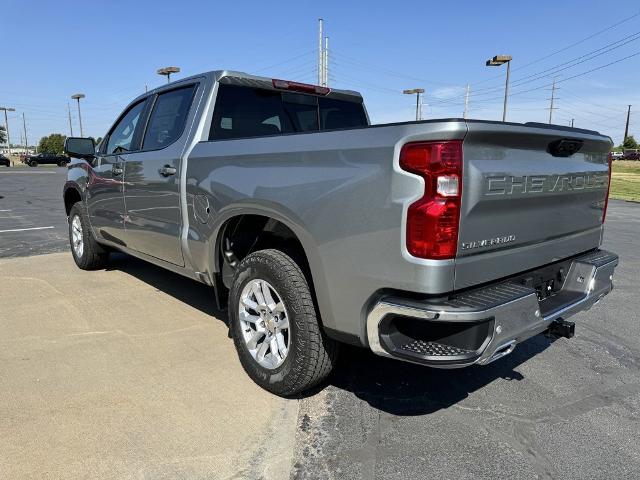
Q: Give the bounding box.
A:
[323,36,329,87]
[548,77,558,124]
[0,106,15,155]
[624,105,632,143]
[67,103,74,136]
[571,118,574,127]
[22,113,28,154]
[463,84,470,119]
[318,18,324,85]
[403,88,425,121]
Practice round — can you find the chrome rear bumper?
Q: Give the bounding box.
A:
[366,249,618,368]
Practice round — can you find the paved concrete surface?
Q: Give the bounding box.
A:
[0,167,69,258]
[292,200,640,480]
[0,253,297,479]
[1,166,639,479]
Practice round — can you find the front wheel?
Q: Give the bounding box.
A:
[229,249,339,396]
[58,161,68,167]
[68,202,109,270]
[29,161,38,167]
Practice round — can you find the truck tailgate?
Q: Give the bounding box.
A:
[455,121,612,290]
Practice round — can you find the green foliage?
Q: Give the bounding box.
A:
[0,125,6,144]
[38,133,67,154]
[622,135,638,149]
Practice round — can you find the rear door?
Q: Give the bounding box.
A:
[455,122,612,289]
[122,83,199,266]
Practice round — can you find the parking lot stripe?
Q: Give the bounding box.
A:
[0,226,55,233]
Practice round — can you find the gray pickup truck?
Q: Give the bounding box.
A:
[63,70,618,396]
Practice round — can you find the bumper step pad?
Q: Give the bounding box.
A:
[399,340,474,357]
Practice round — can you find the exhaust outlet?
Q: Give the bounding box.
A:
[547,318,575,339]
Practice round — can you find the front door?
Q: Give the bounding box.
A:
[87,99,147,246]
[123,84,198,266]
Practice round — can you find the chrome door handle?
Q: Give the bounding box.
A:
[112,165,124,176]
[159,165,177,176]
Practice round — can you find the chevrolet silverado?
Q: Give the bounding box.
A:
[62,70,618,395]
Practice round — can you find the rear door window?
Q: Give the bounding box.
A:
[143,85,197,150]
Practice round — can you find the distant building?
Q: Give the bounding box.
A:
[0,145,35,155]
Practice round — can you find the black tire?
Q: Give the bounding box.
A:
[68,202,109,270]
[29,160,38,167]
[58,161,68,167]
[229,249,339,396]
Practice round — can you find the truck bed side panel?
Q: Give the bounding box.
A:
[185,121,467,342]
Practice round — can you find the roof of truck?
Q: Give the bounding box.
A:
[142,69,364,103]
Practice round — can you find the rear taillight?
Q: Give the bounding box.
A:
[603,152,613,223]
[400,140,463,259]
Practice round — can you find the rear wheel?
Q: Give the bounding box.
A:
[58,160,68,167]
[68,202,109,270]
[229,249,338,396]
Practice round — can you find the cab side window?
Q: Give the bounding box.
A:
[106,100,146,155]
[143,85,196,150]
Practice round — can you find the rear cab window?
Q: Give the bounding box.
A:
[209,84,367,140]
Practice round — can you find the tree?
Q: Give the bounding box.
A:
[0,125,6,145]
[622,135,638,150]
[38,133,66,154]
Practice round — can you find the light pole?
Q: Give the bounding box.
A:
[157,66,180,84]
[71,93,85,137]
[403,88,425,121]
[485,55,512,122]
[0,107,15,156]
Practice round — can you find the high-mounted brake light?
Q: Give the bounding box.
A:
[603,152,613,223]
[400,140,463,259]
[272,79,331,96]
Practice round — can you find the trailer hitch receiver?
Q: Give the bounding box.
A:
[547,318,575,339]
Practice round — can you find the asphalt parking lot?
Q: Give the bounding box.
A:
[0,167,69,257]
[1,168,640,479]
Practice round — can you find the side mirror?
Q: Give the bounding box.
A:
[64,137,96,160]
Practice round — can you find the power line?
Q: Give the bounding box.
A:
[512,11,640,73]
[470,31,640,97]
[470,10,640,88]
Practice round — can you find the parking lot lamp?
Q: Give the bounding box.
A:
[485,55,512,122]
[403,88,425,121]
[71,94,85,137]
[157,66,180,84]
[0,107,16,155]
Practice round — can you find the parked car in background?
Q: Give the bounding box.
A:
[23,153,70,167]
[610,151,624,160]
[624,152,640,160]
[0,153,10,167]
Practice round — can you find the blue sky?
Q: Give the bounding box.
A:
[1,0,639,145]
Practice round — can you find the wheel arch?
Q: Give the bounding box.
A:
[63,184,83,216]
[211,210,323,313]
